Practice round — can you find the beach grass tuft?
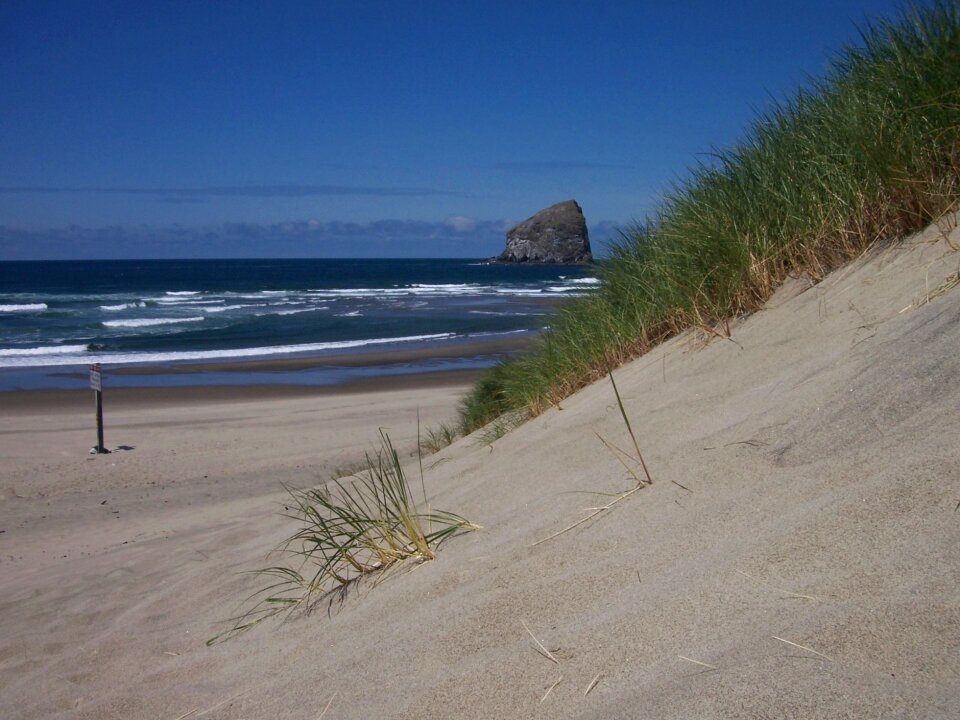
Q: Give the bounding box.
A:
[419,421,461,455]
[476,409,530,447]
[209,430,478,643]
[460,1,960,433]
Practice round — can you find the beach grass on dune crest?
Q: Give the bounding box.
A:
[209,430,478,643]
[460,1,960,431]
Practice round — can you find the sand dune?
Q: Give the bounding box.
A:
[1,218,958,718]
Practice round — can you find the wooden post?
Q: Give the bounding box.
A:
[90,363,108,454]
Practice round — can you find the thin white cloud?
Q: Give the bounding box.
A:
[0,218,620,260]
[444,215,478,232]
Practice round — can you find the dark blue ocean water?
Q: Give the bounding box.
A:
[0,259,597,389]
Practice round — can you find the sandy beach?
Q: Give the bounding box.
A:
[2,218,959,718]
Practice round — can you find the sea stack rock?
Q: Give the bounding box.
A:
[495,200,592,264]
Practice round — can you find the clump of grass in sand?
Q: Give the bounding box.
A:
[419,421,461,455]
[209,430,478,643]
[476,408,530,447]
[461,1,960,433]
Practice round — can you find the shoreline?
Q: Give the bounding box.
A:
[0,334,533,400]
[89,334,535,375]
[1,366,484,414]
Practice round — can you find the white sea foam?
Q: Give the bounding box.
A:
[409,283,475,290]
[100,302,146,311]
[299,282,589,299]
[336,310,363,317]
[274,308,318,316]
[307,285,483,298]
[468,310,545,316]
[0,333,457,368]
[103,317,205,328]
[0,303,48,312]
[542,277,599,293]
[201,304,256,313]
[154,298,223,305]
[464,329,530,339]
[546,286,591,293]
[165,291,200,296]
[232,293,293,301]
[0,344,88,357]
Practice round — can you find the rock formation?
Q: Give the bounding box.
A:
[494,200,592,264]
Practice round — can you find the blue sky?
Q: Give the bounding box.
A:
[0,0,904,259]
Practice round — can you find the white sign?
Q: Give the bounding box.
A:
[89,363,102,391]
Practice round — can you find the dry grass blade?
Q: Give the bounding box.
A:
[596,434,648,489]
[173,690,248,720]
[531,372,652,547]
[540,675,563,705]
[317,691,338,719]
[521,620,559,665]
[735,570,818,601]
[608,372,653,486]
[920,270,960,305]
[531,484,642,547]
[678,655,718,669]
[583,672,603,697]
[772,635,833,661]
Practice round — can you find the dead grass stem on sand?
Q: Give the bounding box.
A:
[533,372,654,547]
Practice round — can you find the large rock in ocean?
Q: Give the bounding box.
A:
[494,200,592,264]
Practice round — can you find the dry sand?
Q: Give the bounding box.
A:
[1,218,959,718]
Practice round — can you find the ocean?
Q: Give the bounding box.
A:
[0,259,597,391]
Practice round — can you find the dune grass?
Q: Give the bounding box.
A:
[460,1,960,431]
[209,430,478,643]
[419,421,461,455]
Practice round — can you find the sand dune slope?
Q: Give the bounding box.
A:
[1,219,958,718]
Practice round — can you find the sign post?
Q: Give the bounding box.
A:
[89,363,109,454]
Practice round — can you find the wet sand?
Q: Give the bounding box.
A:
[1,366,483,413]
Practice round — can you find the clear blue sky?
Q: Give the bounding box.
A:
[0,0,905,259]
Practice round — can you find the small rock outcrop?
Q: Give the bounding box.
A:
[494,200,592,264]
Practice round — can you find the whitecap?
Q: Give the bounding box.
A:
[100,302,146,311]
[0,344,88,357]
[468,310,545,316]
[0,333,458,367]
[274,308,319,316]
[0,303,48,312]
[202,304,256,313]
[103,317,204,328]
[154,298,223,305]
